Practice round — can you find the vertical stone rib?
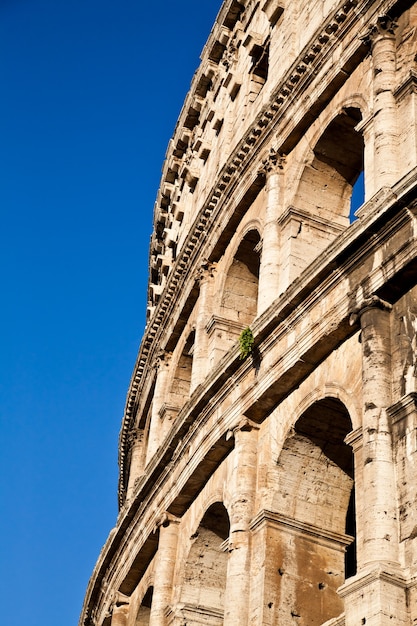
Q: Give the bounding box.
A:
[224,418,259,626]
[369,18,398,190]
[146,352,172,464]
[352,297,399,567]
[190,261,216,392]
[257,150,284,316]
[126,428,145,501]
[149,513,180,626]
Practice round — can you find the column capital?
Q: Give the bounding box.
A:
[195,258,217,284]
[361,15,398,46]
[154,511,180,531]
[112,591,129,609]
[126,427,144,449]
[260,147,286,175]
[153,350,172,371]
[349,295,392,326]
[226,417,260,440]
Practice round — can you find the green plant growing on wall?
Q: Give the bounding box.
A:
[239,327,254,360]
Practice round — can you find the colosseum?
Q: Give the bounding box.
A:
[81,0,417,624]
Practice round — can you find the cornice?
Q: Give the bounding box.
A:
[118,0,391,506]
[250,509,354,548]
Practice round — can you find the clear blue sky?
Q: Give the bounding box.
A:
[0,2,221,625]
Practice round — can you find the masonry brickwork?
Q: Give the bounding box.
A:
[80,0,417,624]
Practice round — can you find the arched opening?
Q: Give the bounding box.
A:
[280,108,364,292]
[220,229,261,327]
[135,586,153,625]
[179,502,230,623]
[271,398,355,625]
[169,330,195,408]
[295,107,364,226]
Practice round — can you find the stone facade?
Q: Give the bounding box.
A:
[80,0,417,624]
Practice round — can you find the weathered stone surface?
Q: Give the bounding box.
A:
[80,1,417,625]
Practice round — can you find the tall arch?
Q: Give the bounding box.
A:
[168,330,195,409]
[270,398,355,625]
[135,586,153,625]
[178,502,230,624]
[220,228,261,326]
[295,107,364,226]
[207,228,261,367]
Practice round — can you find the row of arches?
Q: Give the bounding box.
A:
[132,397,356,626]
[167,104,366,400]
[135,104,367,481]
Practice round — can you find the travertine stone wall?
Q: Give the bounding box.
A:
[81,1,417,625]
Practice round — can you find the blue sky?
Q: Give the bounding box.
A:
[0,2,221,625]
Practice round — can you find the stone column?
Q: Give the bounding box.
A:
[224,418,259,626]
[111,593,129,626]
[190,260,216,393]
[126,427,145,501]
[368,17,398,190]
[257,149,284,316]
[149,512,180,626]
[339,297,407,626]
[146,352,172,465]
[350,295,398,567]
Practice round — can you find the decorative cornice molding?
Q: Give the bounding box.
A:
[344,427,363,451]
[394,68,417,102]
[195,258,217,284]
[387,392,417,424]
[126,427,144,449]
[206,314,246,335]
[338,565,407,598]
[250,509,354,548]
[360,14,398,46]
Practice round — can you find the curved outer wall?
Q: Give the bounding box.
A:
[81,1,417,625]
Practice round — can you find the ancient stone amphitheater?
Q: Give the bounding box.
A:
[81,0,417,624]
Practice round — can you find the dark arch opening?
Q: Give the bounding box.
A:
[295,107,364,226]
[179,502,230,619]
[169,330,195,409]
[273,398,356,625]
[136,586,153,625]
[221,229,261,327]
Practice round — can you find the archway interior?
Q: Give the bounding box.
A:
[220,229,261,327]
[296,107,364,226]
[169,330,195,408]
[135,586,153,626]
[272,398,355,625]
[179,502,230,619]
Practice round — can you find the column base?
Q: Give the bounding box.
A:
[338,565,408,626]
